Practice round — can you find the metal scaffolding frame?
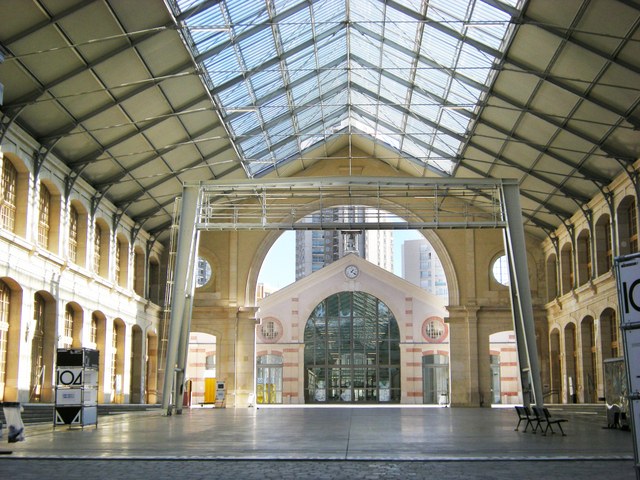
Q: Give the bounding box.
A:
[161,177,543,414]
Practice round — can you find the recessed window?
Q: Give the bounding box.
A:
[492,255,510,286]
[196,257,211,287]
[424,319,445,341]
[258,318,283,343]
[261,321,280,340]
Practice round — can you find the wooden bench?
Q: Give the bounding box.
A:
[514,406,536,432]
[532,406,567,436]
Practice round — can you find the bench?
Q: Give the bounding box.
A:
[532,406,567,436]
[514,406,536,432]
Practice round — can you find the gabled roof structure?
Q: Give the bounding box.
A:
[0,0,638,242]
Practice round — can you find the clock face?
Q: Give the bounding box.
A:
[345,265,359,279]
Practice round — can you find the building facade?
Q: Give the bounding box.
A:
[402,239,449,301]
[295,207,393,280]
[0,127,165,405]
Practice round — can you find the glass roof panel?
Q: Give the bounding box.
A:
[278,7,314,51]
[350,0,384,37]
[383,2,420,50]
[173,0,521,177]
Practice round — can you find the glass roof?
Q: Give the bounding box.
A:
[170,0,521,177]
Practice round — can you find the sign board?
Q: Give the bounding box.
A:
[614,254,640,480]
[56,368,84,386]
[616,257,640,325]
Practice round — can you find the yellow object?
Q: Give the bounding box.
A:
[204,378,217,404]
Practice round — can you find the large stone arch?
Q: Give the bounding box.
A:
[244,210,460,309]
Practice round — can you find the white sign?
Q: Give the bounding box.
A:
[617,258,640,325]
[628,329,640,394]
[56,368,83,386]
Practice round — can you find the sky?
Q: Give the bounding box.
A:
[257,229,425,291]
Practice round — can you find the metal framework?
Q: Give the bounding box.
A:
[161,177,543,414]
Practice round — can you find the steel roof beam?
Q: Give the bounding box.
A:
[176,0,223,22]
[381,0,503,59]
[350,105,457,169]
[93,133,231,189]
[194,0,324,64]
[458,161,569,228]
[3,24,173,113]
[2,0,99,46]
[351,54,476,121]
[491,91,637,165]
[351,23,488,94]
[235,80,348,141]
[474,116,611,185]
[66,93,209,168]
[209,23,346,99]
[463,141,591,204]
[503,59,640,130]
[245,105,349,166]
[521,16,640,78]
[351,82,467,143]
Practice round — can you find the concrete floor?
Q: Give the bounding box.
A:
[0,406,637,479]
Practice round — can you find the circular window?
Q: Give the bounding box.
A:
[196,257,212,287]
[422,317,447,343]
[257,318,283,343]
[492,255,510,286]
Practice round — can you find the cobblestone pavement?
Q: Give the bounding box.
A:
[0,458,636,480]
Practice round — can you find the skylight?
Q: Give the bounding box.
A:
[169,0,521,177]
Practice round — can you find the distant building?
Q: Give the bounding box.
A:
[256,283,276,300]
[402,239,448,302]
[295,207,393,280]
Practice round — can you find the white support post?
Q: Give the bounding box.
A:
[161,186,199,415]
[175,231,200,414]
[501,182,544,408]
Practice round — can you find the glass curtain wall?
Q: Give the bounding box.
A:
[304,291,400,403]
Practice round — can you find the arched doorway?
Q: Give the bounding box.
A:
[580,316,597,403]
[304,291,400,403]
[422,354,449,405]
[30,291,56,403]
[146,331,158,404]
[550,328,561,404]
[130,325,144,403]
[564,323,577,403]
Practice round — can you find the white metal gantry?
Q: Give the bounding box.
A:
[161,177,543,415]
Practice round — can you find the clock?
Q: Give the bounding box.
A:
[345,265,359,279]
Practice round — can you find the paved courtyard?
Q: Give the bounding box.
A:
[0,406,636,479]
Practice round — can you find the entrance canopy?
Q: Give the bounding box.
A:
[161,176,543,414]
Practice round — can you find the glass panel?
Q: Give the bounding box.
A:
[390,341,400,364]
[339,291,351,317]
[389,318,400,339]
[352,292,365,316]
[340,317,351,339]
[353,317,365,338]
[379,341,389,365]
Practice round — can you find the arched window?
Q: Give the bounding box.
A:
[304,291,400,403]
[114,237,121,285]
[546,254,557,302]
[576,230,591,286]
[595,215,612,276]
[423,354,449,405]
[93,222,101,275]
[256,354,283,404]
[617,196,638,256]
[90,313,98,345]
[111,323,117,396]
[37,183,51,249]
[30,293,45,401]
[63,305,74,348]
[68,205,78,264]
[560,243,573,295]
[1,159,17,232]
[0,280,10,399]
